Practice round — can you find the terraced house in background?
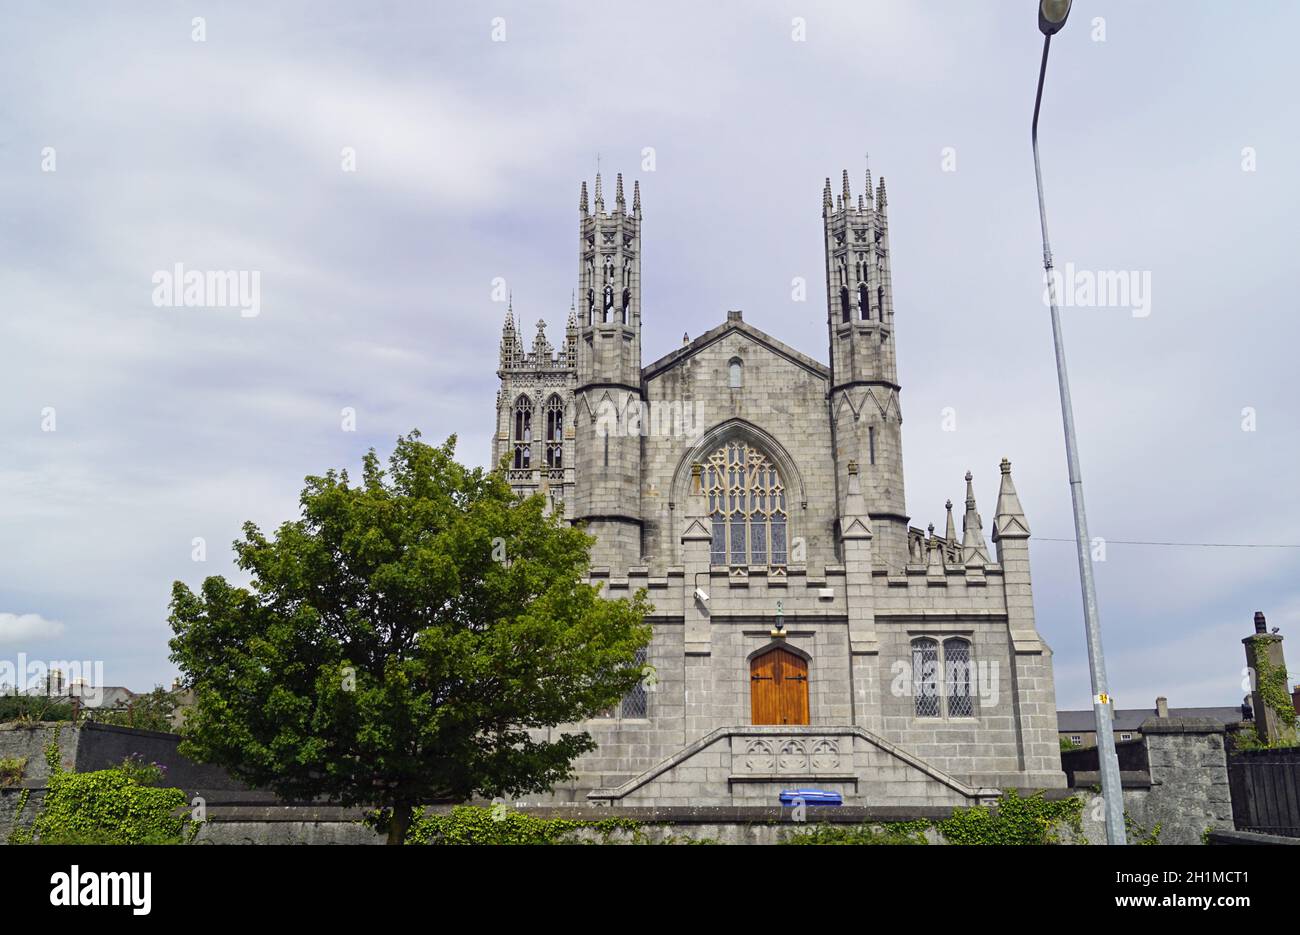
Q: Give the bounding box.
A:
[491,169,1066,806]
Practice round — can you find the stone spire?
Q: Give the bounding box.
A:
[593,172,604,212]
[864,156,873,209]
[961,471,992,566]
[841,168,851,205]
[632,178,641,215]
[944,499,956,542]
[926,522,945,579]
[822,176,833,215]
[564,293,578,366]
[992,458,1031,541]
[499,300,518,369]
[580,180,588,214]
[615,172,625,209]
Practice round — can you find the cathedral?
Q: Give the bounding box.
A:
[492,169,1065,807]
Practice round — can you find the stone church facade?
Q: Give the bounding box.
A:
[492,170,1065,807]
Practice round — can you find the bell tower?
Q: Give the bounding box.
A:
[572,172,644,569]
[825,167,909,567]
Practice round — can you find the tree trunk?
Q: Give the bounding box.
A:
[387,802,412,845]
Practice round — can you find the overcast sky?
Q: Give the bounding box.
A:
[1,1,1296,711]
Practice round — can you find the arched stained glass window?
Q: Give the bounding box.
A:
[544,395,564,469]
[702,441,788,567]
[512,395,532,470]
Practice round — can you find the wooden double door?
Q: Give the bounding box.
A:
[750,647,809,725]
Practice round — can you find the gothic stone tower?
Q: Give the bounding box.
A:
[494,298,578,515]
[572,173,644,569]
[824,168,908,567]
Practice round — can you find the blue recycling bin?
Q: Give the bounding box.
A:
[779,789,843,807]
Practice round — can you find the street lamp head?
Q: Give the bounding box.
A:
[1038,0,1072,35]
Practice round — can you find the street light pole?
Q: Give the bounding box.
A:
[1031,2,1127,845]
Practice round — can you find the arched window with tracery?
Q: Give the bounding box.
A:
[944,638,974,717]
[702,441,788,567]
[911,636,975,719]
[544,395,564,469]
[512,395,533,470]
[912,638,940,718]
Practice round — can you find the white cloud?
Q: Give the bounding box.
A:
[0,613,66,646]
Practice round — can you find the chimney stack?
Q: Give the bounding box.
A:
[1243,609,1295,745]
[1156,696,1169,718]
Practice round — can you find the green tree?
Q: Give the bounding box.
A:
[95,685,178,732]
[168,432,651,844]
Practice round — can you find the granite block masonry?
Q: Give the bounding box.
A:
[492,168,1067,807]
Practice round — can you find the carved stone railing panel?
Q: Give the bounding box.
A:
[734,734,844,777]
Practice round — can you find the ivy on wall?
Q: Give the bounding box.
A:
[934,790,1083,845]
[1251,640,1296,729]
[404,805,641,845]
[8,726,193,845]
[405,796,1091,846]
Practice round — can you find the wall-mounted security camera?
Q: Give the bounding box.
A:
[694,587,709,605]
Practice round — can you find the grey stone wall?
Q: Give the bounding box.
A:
[1140,717,1233,844]
[0,722,77,783]
[1070,717,1233,845]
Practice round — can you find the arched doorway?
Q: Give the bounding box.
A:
[750,647,809,725]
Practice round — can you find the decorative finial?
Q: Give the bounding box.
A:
[633,178,641,213]
[579,180,588,213]
[615,172,625,206]
[682,332,689,345]
[961,470,991,566]
[841,168,851,204]
[993,458,1030,541]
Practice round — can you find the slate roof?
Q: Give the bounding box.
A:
[1057,706,1247,733]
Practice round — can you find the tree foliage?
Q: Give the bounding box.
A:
[93,686,179,733]
[168,432,651,843]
